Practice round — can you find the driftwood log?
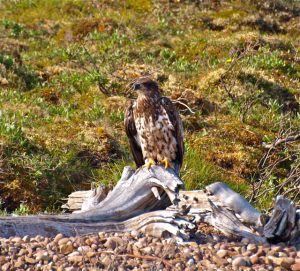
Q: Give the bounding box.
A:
[0,165,299,245]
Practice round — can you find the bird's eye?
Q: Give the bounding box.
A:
[133,83,141,91]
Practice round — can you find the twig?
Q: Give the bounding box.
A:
[263,134,300,149]
[81,46,110,95]
[172,99,195,114]
[219,79,236,103]
[252,123,300,203]
[218,40,261,105]
[67,43,111,96]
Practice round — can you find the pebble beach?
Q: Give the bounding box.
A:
[1,224,299,271]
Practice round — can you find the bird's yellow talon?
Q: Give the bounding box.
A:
[143,158,156,169]
[160,157,171,169]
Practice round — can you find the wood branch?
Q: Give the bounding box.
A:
[263,195,299,243]
[0,166,186,238]
[68,166,183,222]
[204,199,266,244]
[61,169,131,212]
[170,184,267,243]
[172,99,195,114]
[0,210,194,240]
[0,165,299,245]
[65,182,262,227]
[61,186,110,212]
[62,182,268,242]
[61,177,300,244]
[205,182,263,226]
[263,133,300,149]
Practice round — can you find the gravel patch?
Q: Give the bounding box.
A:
[0,224,299,271]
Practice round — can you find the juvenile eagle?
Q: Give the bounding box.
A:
[125,77,184,174]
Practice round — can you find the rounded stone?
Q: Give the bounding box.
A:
[216,249,228,258]
[232,256,251,268]
[22,236,30,242]
[187,258,195,266]
[291,263,300,271]
[58,238,69,246]
[241,238,250,245]
[104,237,124,250]
[130,230,139,238]
[141,247,152,255]
[247,243,257,253]
[250,254,259,265]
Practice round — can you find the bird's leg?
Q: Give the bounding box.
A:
[143,158,156,169]
[160,157,172,169]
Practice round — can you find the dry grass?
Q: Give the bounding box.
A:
[0,0,299,212]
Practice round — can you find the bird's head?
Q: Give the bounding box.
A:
[132,77,160,98]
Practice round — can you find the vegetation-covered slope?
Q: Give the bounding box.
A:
[0,0,299,213]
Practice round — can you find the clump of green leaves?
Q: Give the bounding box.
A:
[13,203,31,216]
[249,46,299,77]
[0,53,14,69]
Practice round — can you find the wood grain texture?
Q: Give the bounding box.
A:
[0,166,299,245]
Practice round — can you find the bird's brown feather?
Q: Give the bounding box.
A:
[124,100,144,167]
[160,96,184,169]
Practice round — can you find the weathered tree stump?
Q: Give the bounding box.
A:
[0,165,299,245]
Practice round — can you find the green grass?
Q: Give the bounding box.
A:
[181,143,222,190]
[249,46,299,78]
[0,0,299,212]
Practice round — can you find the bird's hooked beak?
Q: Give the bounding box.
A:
[133,83,141,91]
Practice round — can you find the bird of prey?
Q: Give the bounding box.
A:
[124,77,184,174]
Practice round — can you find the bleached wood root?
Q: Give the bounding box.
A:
[61,185,110,213]
[0,166,186,238]
[263,195,300,244]
[0,210,194,240]
[204,199,266,244]
[205,182,263,226]
[0,165,299,244]
[68,166,183,222]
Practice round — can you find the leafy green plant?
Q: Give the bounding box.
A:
[109,110,124,124]
[249,47,299,77]
[1,19,25,37]
[0,53,14,69]
[13,203,31,216]
[15,65,41,90]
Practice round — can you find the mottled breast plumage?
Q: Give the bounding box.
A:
[124,77,184,173]
[134,101,178,163]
